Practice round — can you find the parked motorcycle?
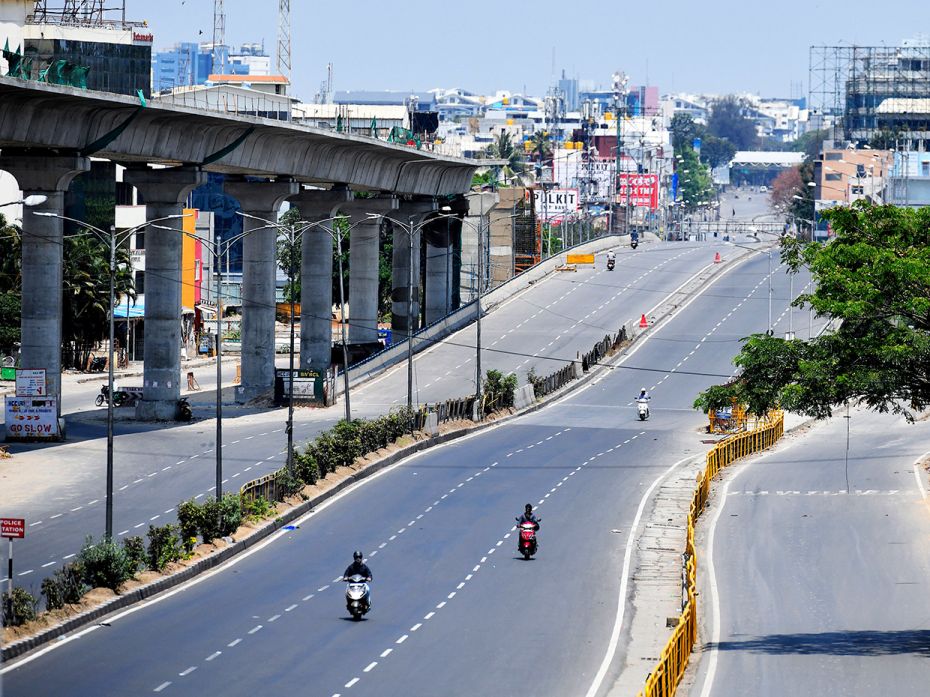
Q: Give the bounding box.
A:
[636,398,650,421]
[95,385,127,408]
[515,518,540,560]
[176,397,193,422]
[344,574,371,620]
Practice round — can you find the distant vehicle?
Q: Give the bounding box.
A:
[759,185,768,193]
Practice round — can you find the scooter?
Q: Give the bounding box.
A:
[515,518,540,560]
[95,385,127,408]
[631,231,639,249]
[606,257,616,271]
[636,398,650,421]
[344,574,371,620]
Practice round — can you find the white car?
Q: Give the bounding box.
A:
[759,185,768,193]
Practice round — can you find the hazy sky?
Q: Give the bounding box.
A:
[140,0,926,102]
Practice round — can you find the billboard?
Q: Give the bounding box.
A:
[616,173,659,209]
[532,188,579,217]
[4,396,60,440]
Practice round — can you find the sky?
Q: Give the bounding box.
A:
[139,0,928,103]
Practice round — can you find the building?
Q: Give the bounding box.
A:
[886,149,930,207]
[152,41,270,93]
[729,151,805,187]
[153,74,293,120]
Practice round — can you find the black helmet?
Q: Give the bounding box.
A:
[353,550,363,562]
[524,503,533,513]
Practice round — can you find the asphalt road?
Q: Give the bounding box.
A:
[1,248,808,696]
[691,410,930,697]
[0,240,741,585]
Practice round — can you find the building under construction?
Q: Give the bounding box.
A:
[809,40,930,148]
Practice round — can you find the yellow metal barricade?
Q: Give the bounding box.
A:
[638,411,784,697]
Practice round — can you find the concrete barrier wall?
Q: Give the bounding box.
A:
[344,235,622,392]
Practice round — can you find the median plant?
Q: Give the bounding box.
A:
[177,498,203,552]
[2,587,38,626]
[147,524,182,571]
[78,536,134,591]
[484,369,518,413]
[41,562,87,611]
[123,535,147,573]
[199,493,242,541]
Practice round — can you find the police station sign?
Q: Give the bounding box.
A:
[532,188,580,217]
[4,397,60,440]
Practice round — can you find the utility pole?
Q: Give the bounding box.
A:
[215,234,224,500]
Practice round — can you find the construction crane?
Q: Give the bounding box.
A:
[276,0,290,81]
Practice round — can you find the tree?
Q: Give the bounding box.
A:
[677,147,714,212]
[793,128,828,161]
[707,96,758,150]
[0,291,19,353]
[670,113,704,155]
[694,202,930,421]
[770,166,804,211]
[868,127,904,150]
[276,207,303,303]
[485,131,526,183]
[526,131,553,167]
[699,135,737,169]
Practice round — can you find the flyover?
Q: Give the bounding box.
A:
[0,76,479,418]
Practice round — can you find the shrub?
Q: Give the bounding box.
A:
[484,369,518,413]
[242,495,273,519]
[526,368,543,398]
[199,493,242,541]
[177,498,202,552]
[2,587,38,626]
[123,536,147,573]
[385,406,415,439]
[293,450,319,485]
[276,468,305,499]
[147,524,182,571]
[78,536,133,591]
[41,562,87,610]
[330,419,363,468]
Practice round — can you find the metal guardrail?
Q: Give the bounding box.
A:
[638,411,784,697]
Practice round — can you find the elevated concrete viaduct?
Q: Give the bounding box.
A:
[0,77,484,419]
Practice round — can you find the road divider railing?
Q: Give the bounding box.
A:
[638,410,784,697]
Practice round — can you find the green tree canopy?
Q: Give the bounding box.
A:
[276,206,303,303]
[677,147,715,212]
[694,202,930,420]
[699,135,737,169]
[670,113,703,155]
[707,96,758,150]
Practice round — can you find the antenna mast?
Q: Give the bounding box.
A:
[212,0,225,75]
[277,0,291,81]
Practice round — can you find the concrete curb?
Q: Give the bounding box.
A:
[0,241,747,663]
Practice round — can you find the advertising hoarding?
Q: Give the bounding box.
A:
[616,173,659,209]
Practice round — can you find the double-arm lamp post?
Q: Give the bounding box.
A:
[235,212,361,475]
[33,211,190,539]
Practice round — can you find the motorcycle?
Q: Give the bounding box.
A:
[515,518,540,560]
[606,257,616,271]
[95,385,127,408]
[631,232,639,249]
[344,574,371,620]
[636,398,650,421]
[176,397,193,422]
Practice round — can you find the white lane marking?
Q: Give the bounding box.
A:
[30,521,43,527]
[50,514,62,519]
[380,649,392,658]
[228,638,242,647]
[447,592,456,599]
[317,585,329,592]
[584,455,697,697]
[206,651,221,661]
[248,625,262,634]
[63,553,75,559]
[396,635,408,644]
[302,594,314,601]
[424,612,435,620]
[363,662,377,672]
[410,623,422,632]
[179,666,197,676]
[436,601,446,609]
[913,451,930,500]
[154,682,172,692]
[118,530,129,536]
[345,678,359,688]
[41,562,56,568]
[285,604,298,612]
[268,614,281,622]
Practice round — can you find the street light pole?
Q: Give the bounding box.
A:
[407,216,414,412]
[215,234,224,500]
[335,228,351,421]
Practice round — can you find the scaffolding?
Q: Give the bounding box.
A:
[810,42,930,146]
[29,1,131,27]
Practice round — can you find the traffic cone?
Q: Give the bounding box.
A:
[713,251,722,264]
[639,314,648,329]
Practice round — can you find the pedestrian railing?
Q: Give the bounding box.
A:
[638,410,784,697]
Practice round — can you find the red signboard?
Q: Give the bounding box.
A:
[616,173,659,209]
[1,518,25,538]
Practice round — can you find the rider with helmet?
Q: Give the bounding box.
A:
[343,550,372,582]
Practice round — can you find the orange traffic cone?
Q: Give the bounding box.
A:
[713,251,722,264]
[639,314,648,329]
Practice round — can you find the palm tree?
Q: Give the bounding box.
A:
[485,132,527,186]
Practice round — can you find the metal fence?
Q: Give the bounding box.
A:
[638,411,784,697]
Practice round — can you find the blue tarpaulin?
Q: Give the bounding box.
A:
[113,298,144,319]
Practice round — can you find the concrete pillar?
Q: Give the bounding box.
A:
[124,167,207,420]
[424,218,452,325]
[337,198,398,346]
[225,179,298,403]
[0,153,91,411]
[462,193,498,303]
[287,188,352,375]
[392,200,437,333]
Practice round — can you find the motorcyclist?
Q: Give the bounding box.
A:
[343,550,372,581]
[517,503,540,531]
[606,250,616,265]
[637,388,650,401]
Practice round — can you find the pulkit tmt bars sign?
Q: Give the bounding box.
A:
[616,173,659,209]
[532,188,580,216]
